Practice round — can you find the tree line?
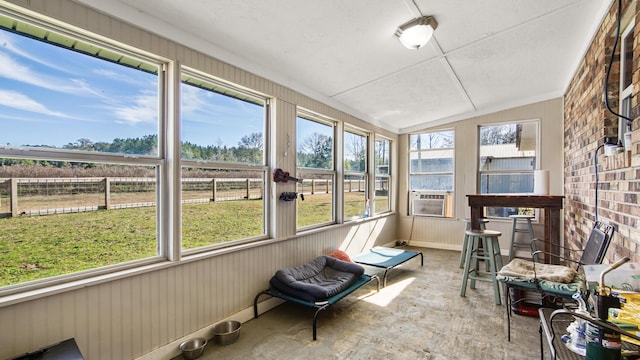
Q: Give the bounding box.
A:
[1,131,383,176]
[1,133,264,169]
[2,132,324,176]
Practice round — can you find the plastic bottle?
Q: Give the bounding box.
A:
[364,199,370,218]
[569,292,588,356]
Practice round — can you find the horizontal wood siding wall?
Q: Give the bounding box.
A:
[0,1,398,359]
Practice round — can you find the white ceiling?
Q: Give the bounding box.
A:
[77,0,612,134]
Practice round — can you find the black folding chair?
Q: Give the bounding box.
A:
[497,221,615,341]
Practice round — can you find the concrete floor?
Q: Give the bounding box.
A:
[175,248,546,360]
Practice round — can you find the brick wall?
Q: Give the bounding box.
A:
[564,0,640,263]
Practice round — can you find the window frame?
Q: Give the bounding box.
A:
[408,129,455,192]
[343,126,369,220]
[0,10,168,295]
[619,18,635,144]
[179,67,270,252]
[478,121,539,219]
[295,109,337,230]
[374,136,392,215]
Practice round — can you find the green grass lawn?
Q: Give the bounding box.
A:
[0,207,158,286]
[181,200,264,248]
[0,193,387,287]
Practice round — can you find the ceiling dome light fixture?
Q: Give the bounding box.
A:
[395,15,438,50]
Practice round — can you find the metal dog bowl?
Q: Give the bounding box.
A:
[179,337,207,359]
[212,320,241,345]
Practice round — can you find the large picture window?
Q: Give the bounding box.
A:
[479,122,538,217]
[0,14,163,288]
[180,70,267,249]
[296,111,335,229]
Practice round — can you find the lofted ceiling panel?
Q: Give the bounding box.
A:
[75,0,612,133]
[446,0,608,112]
[415,0,587,53]
[333,57,475,129]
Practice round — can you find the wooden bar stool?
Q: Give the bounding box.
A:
[459,218,489,268]
[508,214,535,261]
[460,229,503,305]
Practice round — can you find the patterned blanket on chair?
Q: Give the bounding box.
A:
[497,258,576,283]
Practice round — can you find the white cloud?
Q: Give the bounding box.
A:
[112,91,157,125]
[181,83,209,113]
[0,32,70,73]
[93,68,142,86]
[0,89,68,117]
[69,78,109,99]
[180,84,244,125]
[0,52,95,96]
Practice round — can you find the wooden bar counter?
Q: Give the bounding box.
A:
[467,194,564,264]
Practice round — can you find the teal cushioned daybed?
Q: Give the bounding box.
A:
[253,255,379,340]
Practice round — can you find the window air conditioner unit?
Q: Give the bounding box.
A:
[410,191,452,217]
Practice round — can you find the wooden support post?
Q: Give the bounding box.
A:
[10,178,17,218]
[104,178,111,210]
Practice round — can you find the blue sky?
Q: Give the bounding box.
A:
[0,28,263,150]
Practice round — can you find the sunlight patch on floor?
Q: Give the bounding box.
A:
[359,277,415,307]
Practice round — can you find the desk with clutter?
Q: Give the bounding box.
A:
[539,261,640,359]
